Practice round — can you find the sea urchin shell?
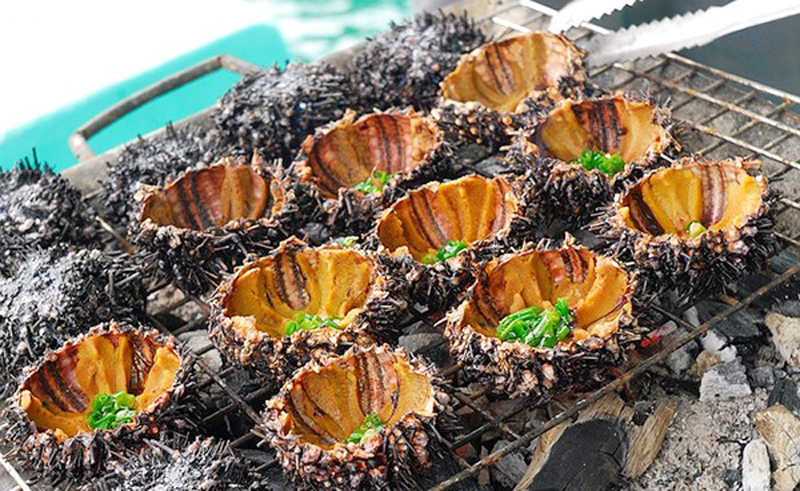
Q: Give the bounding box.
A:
[209,238,388,383]
[262,344,450,490]
[215,62,357,162]
[594,157,777,298]
[0,248,147,397]
[0,158,99,260]
[98,124,242,229]
[445,236,635,398]
[4,321,191,482]
[373,174,536,312]
[349,11,487,112]
[131,156,297,294]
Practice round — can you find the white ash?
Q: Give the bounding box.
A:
[682,306,701,328]
[765,312,800,367]
[654,321,700,376]
[667,342,700,376]
[623,390,768,491]
[741,438,770,491]
[755,404,800,491]
[701,330,738,363]
[700,360,753,401]
[748,366,776,389]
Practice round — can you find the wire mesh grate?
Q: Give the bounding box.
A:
[4,1,800,489]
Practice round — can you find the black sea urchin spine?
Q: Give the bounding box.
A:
[83,437,263,491]
[349,11,487,112]
[215,62,357,163]
[99,124,244,229]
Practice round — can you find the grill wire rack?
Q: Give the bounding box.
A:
[5,1,800,489]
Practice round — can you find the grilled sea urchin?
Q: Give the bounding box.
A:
[594,158,777,298]
[444,237,635,398]
[215,62,357,163]
[99,124,241,228]
[505,94,676,228]
[435,32,586,150]
[373,174,536,312]
[0,158,99,263]
[0,248,146,397]
[295,108,451,237]
[210,238,398,381]
[262,344,450,490]
[3,322,192,482]
[350,11,487,111]
[131,157,311,295]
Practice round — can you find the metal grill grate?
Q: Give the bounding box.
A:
[4,1,800,490]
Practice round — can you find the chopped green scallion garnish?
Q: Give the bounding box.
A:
[285,312,342,336]
[420,239,469,265]
[495,298,575,348]
[685,220,707,238]
[345,412,384,444]
[573,150,626,177]
[337,236,358,248]
[353,170,395,194]
[86,391,137,430]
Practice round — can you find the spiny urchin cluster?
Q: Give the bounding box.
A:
[0,157,100,267]
[99,124,242,228]
[350,11,487,112]
[215,62,357,163]
[0,248,146,397]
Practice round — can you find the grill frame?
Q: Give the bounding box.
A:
[4,1,800,489]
